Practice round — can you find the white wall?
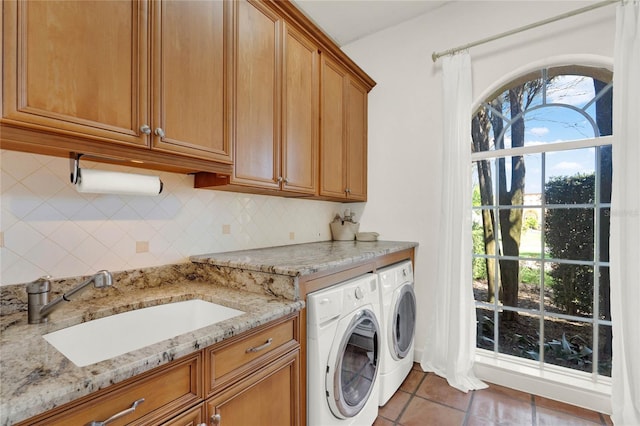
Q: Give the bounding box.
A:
[0,150,341,285]
[341,0,616,369]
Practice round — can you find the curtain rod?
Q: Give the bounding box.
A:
[431,0,619,62]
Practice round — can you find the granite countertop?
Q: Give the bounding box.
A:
[0,240,417,425]
[190,240,418,276]
[0,266,303,426]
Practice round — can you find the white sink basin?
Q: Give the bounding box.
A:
[43,300,244,367]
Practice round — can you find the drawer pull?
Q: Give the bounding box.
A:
[85,398,145,426]
[246,338,273,353]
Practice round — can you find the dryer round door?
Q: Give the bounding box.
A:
[390,284,416,360]
[326,308,381,419]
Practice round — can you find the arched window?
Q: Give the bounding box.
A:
[471,66,612,379]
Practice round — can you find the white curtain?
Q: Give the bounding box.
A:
[611,1,640,425]
[420,52,487,392]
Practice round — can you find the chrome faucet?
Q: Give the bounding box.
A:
[26,270,113,324]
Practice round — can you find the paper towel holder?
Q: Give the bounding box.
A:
[69,152,84,185]
[69,152,164,194]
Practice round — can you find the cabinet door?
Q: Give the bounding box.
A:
[206,351,299,426]
[161,403,204,426]
[231,0,281,189]
[151,0,231,163]
[319,55,347,199]
[2,0,148,147]
[345,78,368,201]
[281,24,318,195]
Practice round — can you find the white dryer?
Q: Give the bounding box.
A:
[307,273,381,426]
[377,260,416,406]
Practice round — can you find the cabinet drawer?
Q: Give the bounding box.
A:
[27,353,201,426]
[206,315,298,395]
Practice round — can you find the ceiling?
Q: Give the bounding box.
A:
[292,0,451,46]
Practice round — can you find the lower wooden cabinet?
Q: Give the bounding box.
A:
[162,403,205,426]
[205,314,298,396]
[206,350,299,426]
[20,353,202,426]
[18,313,300,426]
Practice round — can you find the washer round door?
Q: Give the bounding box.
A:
[326,308,381,419]
[390,284,416,360]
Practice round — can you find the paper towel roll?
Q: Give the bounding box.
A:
[76,169,163,196]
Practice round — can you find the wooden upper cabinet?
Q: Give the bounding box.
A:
[346,78,368,201]
[231,0,281,190]
[2,0,148,146]
[2,0,371,194]
[2,0,233,171]
[150,0,231,162]
[228,0,318,194]
[319,56,347,199]
[319,54,368,201]
[281,23,319,195]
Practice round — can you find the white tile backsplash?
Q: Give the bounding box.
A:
[0,149,341,285]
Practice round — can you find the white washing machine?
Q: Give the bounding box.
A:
[307,273,382,426]
[377,260,417,406]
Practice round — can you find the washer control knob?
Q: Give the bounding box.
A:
[354,286,364,300]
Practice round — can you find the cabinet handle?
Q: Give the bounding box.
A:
[140,124,151,135]
[154,127,165,138]
[246,337,273,353]
[345,188,351,194]
[211,413,222,425]
[276,176,283,183]
[85,398,145,426]
[283,177,289,185]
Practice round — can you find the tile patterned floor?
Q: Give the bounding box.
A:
[374,364,613,426]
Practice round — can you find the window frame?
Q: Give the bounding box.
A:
[471,66,613,382]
